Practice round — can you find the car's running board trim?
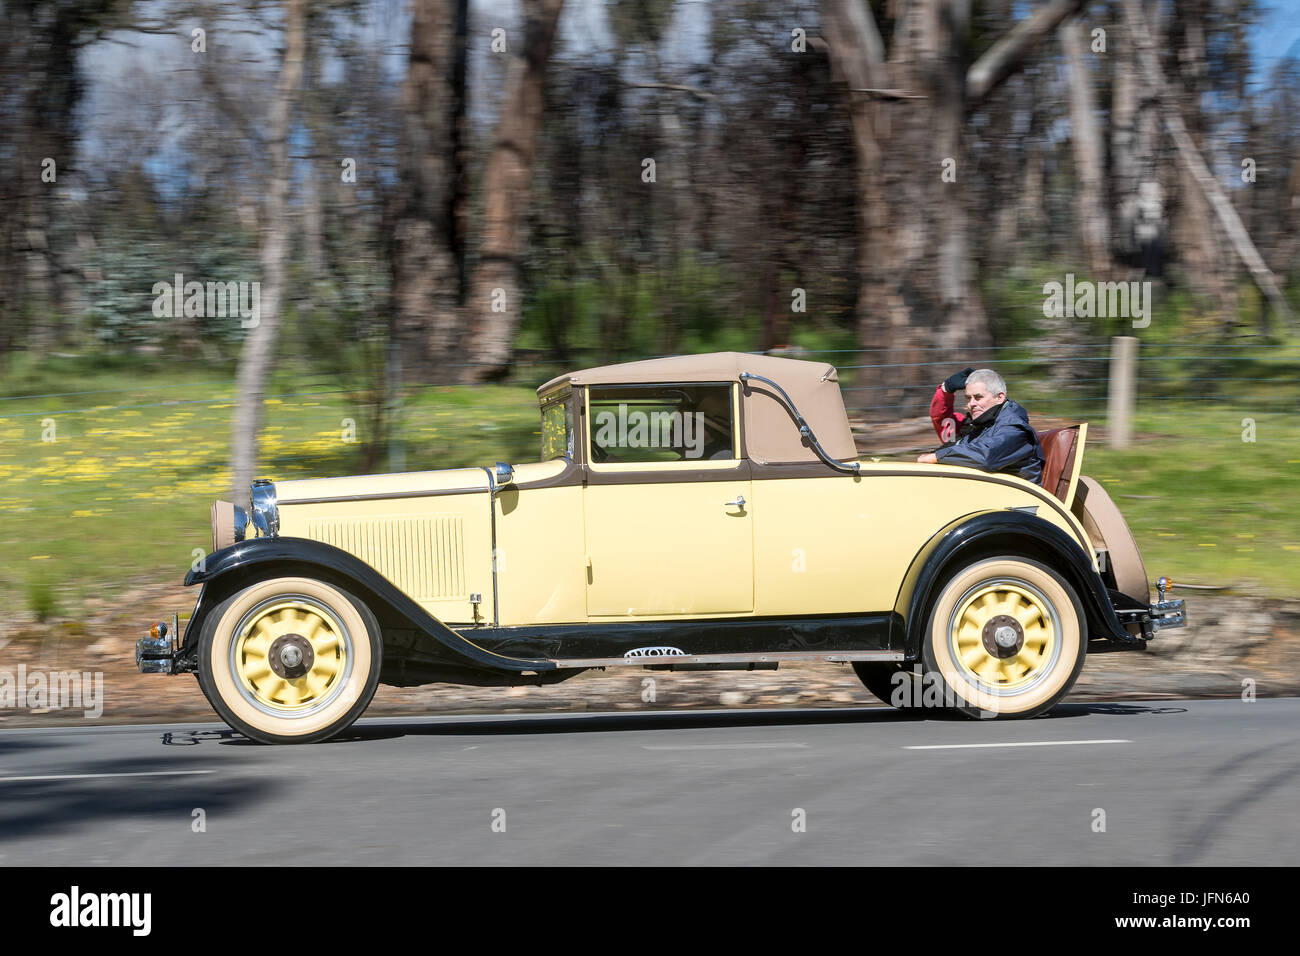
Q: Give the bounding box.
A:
[548,650,905,668]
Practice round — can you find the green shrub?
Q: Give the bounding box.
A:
[26,578,60,623]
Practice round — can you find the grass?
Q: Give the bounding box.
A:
[1082,408,1300,595]
[1,348,1297,624]
[0,358,543,619]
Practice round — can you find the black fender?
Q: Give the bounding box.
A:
[180,536,556,673]
[892,510,1143,659]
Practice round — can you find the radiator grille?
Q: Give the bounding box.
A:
[304,516,466,602]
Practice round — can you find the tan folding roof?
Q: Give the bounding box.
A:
[538,351,856,466]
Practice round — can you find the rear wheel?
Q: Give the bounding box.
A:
[922,556,1086,719]
[197,576,382,744]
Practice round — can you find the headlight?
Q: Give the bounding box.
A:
[211,501,249,551]
[250,479,279,537]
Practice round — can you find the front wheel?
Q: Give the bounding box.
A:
[197,576,382,744]
[922,556,1086,719]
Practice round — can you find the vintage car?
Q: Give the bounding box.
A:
[137,352,1185,743]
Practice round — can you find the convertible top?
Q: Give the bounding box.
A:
[538,351,856,466]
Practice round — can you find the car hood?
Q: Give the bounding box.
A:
[275,466,491,503]
[274,460,572,504]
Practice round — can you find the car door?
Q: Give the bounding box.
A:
[582,383,753,618]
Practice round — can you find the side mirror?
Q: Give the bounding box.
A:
[493,462,514,486]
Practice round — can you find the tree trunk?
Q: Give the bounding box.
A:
[1109,17,1138,259]
[1112,1,1164,261]
[1061,16,1110,277]
[462,0,565,383]
[392,0,468,383]
[229,0,307,507]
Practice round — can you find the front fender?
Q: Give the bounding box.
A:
[181,537,556,673]
[892,510,1142,658]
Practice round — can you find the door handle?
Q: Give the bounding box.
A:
[724,495,746,511]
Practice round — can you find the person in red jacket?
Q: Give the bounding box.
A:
[930,366,976,445]
[916,366,1045,484]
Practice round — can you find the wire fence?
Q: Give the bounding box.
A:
[1,339,1295,428]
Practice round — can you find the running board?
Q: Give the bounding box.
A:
[549,650,905,669]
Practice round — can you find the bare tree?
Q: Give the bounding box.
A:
[1122,0,1293,326]
[229,0,306,505]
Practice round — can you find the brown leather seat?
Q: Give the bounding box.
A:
[1037,426,1080,502]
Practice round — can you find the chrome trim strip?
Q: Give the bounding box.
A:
[550,650,905,668]
[280,485,488,506]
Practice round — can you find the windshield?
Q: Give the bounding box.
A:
[539,392,575,461]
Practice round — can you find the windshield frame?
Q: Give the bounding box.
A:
[538,388,577,463]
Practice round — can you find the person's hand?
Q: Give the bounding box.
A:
[916,452,938,464]
[942,367,975,393]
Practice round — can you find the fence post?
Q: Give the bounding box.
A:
[1107,335,1137,449]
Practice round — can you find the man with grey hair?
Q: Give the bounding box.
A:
[916,366,1044,484]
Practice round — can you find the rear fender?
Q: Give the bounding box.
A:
[892,510,1142,658]
[1071,475,1150,605]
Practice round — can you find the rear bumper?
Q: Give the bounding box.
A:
[1148,598,1186,632]
[135,614,179,674]
[1112,592,1187,642]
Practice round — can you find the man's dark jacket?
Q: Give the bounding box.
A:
[934,398,1044,484]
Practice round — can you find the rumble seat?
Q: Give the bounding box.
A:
[1037,425,1081,503]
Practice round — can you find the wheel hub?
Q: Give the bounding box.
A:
[268,633,314,679]
[982,615,1024,658]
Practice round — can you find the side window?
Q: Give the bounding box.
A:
[588,384,735,463]
[540,393,575,461]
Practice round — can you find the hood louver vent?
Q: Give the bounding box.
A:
[305,516,466,602]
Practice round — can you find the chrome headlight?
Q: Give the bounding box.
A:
[211,501,250,551]
[250,479,279,538]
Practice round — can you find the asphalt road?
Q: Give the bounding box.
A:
[1,698,1297,865]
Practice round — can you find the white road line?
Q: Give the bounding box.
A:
[0,769,217,783]
[642,742,809,751]
[905,739,1132,751]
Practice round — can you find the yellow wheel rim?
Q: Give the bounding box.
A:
[948,579,1060,693]
[231,596,352,716]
